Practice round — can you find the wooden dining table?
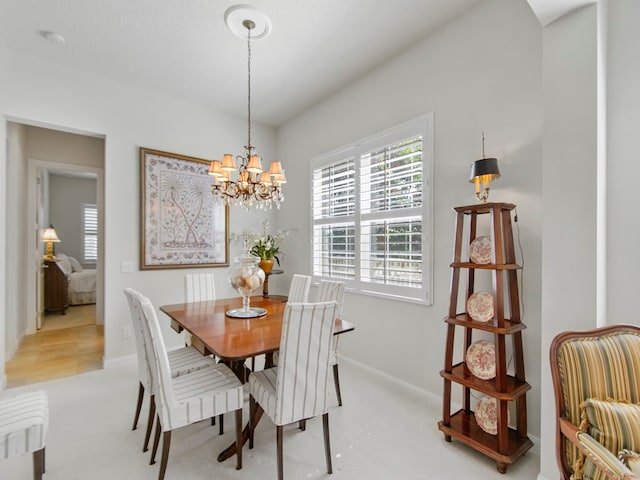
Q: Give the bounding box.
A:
[159,295,355,462]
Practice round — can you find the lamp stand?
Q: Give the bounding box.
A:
[44,242,55,261]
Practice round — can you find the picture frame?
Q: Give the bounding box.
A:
[140,147,229,269]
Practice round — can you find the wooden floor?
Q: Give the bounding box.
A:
[5,304,104,387]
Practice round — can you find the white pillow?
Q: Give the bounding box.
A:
[56,253,72,276]
[68,256,83,272]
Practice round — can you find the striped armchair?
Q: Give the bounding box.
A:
[550,325,640,480]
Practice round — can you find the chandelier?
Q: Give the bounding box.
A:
[210,8,285,210]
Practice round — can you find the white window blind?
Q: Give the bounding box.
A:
[83,203,98,263]
[311,115,433,304]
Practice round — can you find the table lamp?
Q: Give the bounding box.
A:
[469,133,500,203]
[42,225,61,260]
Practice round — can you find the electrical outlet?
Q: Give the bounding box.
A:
[123,326,132,339]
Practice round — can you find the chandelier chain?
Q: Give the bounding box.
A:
[247,24,252,150]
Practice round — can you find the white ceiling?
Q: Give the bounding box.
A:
[0,0,484,127]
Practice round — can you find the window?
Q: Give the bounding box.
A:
[311,115,433,304]
[82,203,98,263]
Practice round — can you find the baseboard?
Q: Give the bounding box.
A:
[339,355,442,404]
[103,353,137,369]
[103,346,186,370]
[339,354,541,456]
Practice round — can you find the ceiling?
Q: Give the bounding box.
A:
[0,0,485,127]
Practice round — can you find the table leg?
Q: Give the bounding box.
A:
[217,404,264,462]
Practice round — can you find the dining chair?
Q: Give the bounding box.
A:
[316,280,346,407]
[124,288,218,453]
[288,274,311,302]
[270,274,312,369]
[182,273,226,431]
[183,273,216,346]
[137,292,244,480]
[184,273,216,302]
[248,301,338,480]
[0,390,48,480]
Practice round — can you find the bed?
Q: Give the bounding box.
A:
[56,253,97,305]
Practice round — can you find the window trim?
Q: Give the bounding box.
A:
[309,113,434,305]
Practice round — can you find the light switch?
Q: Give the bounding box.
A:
[121,261,134,273]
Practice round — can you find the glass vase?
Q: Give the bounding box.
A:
[227,254,266,318]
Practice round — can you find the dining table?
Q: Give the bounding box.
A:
[159,295,355,462]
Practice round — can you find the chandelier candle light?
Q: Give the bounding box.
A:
[210,6,285,210]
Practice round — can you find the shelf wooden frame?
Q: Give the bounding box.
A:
[438,202,532,474]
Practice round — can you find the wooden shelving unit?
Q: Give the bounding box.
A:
[437,202,532,473]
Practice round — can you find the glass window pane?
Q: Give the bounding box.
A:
[313,157,356,219]
[313,223,356,280]
[360,135,422,214]
[360,217,422,288]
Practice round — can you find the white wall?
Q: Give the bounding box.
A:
[0,46,279,367]
[538,4,600,480]
[277,0,543,440]
[606,0,640,320]
[4,122,28,361]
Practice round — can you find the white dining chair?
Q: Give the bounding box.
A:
[316,280,346,406]
[269,274,312,369]
[183,273,216,345]
[184,273,216,302]
[137,292,244,480]
[248,301,338,480]
[124,288,217,453]
[0,390,49,480]
[287,274,311,302]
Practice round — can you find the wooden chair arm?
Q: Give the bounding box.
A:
[559,417,580,444]
[559,417,640,480]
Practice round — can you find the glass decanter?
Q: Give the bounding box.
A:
[226,249,266,318]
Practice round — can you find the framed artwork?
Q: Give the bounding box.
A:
[140,147,228,269]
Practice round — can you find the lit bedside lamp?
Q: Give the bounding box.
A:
[42,225,61,260]
[469,133,500,203]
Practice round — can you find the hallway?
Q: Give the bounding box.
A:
[4,304,103,387]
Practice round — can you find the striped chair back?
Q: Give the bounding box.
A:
[287,274,311,303]
[316,280,345,366]
[550,325,640,478]
[273,301,337,425]
[138,294,181,428]
[184,273,216,302]
[316,280,345,318]
[124,288,153,392]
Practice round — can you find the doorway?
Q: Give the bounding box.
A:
[4,121,105,386]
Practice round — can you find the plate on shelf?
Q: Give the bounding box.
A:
[466,339,496,380]
[474,396,509,435]
[469,236,492,264]
[466,291,494,322]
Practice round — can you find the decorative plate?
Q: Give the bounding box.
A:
[475,396,509,435]
[466,291,494,322]
[466,339,496,380]
[469,236,492,264]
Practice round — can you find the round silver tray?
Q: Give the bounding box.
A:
[226,307,267,319]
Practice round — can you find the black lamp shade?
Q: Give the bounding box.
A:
[469,157,500,183]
